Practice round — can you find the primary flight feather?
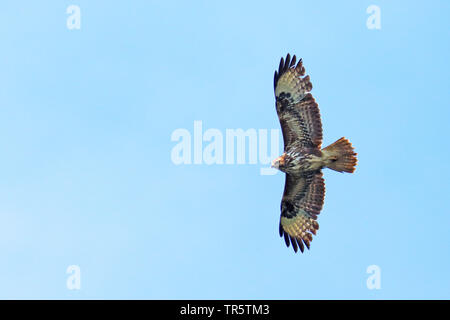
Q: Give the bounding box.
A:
[272,54,357,253]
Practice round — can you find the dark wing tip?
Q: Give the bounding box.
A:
[280,224,306,254]
[274,70,278,91]
[284,54,291,72]
[284,232,290,247]
[290,236,298,253]
[297,238,305,253]
[290,55,297,67]
[275,53,300,91]
[303,239,311,250]
[278,57,285,75]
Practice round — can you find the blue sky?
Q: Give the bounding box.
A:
[0,0,449,299]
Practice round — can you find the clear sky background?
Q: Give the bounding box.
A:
[0,0,449,299]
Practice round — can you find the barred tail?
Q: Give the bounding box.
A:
[322,137,357,173]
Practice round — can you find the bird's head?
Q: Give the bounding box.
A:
[271,153,286,171]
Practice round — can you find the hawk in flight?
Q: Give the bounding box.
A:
[272,54,357,253]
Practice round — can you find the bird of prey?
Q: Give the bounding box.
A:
[272,53,357,253]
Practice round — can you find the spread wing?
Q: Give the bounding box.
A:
[274,54,323,150]
[279,171,325,253]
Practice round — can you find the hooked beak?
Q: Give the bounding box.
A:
[271,154,285,169]
[271,160,278,169]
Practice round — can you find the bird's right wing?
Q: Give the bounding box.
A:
[279,171,325,253]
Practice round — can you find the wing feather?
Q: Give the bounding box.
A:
[290,55,296,68]
[284,53,291,72]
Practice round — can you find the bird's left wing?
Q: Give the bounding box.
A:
[279,171,325,253]
[274,54,323,150]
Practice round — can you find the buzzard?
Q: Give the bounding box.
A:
[272,54,357,253]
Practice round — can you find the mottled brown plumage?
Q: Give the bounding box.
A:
[272,54,357,253]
